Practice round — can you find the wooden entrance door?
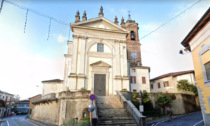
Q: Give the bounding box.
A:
[94,74,106,96]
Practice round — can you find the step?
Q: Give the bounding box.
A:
[97,119,136,124]
[98,109,128,115]
[96,124,137,126]
[99,115,133,120]
[95,96,123,109]
[96,122,137,126]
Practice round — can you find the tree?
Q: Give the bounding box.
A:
[156,94,172,114]
[177,79,198,96]
[13,94,20,102]
[131,92,154,111]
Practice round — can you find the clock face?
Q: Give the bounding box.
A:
[131,53,138,59]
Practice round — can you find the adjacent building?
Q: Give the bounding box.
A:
[181,8,210,126]
[15,100,29,115]
[28,94,42,115]
[150,70,196,93]
[0,90,14,117]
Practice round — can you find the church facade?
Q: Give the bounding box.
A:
[42,7,150,97]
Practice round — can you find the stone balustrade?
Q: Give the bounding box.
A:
[117,91,146,126]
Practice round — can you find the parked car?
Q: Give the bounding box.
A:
[9,112,14,116]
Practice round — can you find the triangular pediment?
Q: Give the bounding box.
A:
[71,17,129,33]
[90,61,111,68]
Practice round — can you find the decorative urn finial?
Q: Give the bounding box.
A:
[82,11,87,21]
[75,10,80,23]
[114,16,118,25]
[99,6,104,17]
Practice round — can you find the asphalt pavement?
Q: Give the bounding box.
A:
[147,111,204,126]
[0,115,48,126]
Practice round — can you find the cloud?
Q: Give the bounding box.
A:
[57,34,66,43]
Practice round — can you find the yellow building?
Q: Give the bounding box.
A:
[181,8,210,126]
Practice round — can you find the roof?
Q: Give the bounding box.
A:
[16,100,30,103]
[131,66,150,72]
[181,8,210,48]
[0,90,14,96]
[42,79,63,83]
[150,70,194,81]
[70,17,129,34]
[29,94,42,99]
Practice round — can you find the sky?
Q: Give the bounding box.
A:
[0,0,209,99]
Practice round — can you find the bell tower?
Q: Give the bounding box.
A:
[124,13,142,66]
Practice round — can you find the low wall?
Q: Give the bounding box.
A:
[31,90,91,126]
[149,93,200,114]
[31,100,59,125]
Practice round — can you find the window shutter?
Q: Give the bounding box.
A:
[134,76,136,84]
[130,76,133,83]
[167,81,169,87]
[142,77,146,84]
[158,83,161,88]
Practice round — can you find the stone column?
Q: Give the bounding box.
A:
[122,42,128,76]
[71,35,79,74]
[115,41,121,76]
[78,36,87,75]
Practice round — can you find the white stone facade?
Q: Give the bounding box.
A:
[42,15,150,96]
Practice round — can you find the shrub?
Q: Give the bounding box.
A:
[121,88,128,91]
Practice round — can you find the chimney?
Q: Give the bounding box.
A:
[75,10,80,23]
[99,6,104,17]
[121,17,125,28]
[82,11,87,21]
[114,16,118,25]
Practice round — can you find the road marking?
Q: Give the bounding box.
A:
[6,120,9,126]
[25,119,38,126]
[193,120,203,126]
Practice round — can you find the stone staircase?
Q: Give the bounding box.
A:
[95,96,137,126]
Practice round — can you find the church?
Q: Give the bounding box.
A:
[42,7,150,97]
[31,7,150,126]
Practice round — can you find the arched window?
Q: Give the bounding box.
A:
[97,43,104,52]
[130,31,135,40]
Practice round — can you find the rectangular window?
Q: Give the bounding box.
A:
[142,77,146,84]
[132,69,136,72]
[133,89,137,92]
[130,76,136,84]
[151,84,153,89]
[163,81,169,87]
[205,62,210,80]
[158,83,161,88]
[97,43,104,52]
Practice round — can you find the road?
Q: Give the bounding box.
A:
[148,111,204,126]
[0,115,47,126]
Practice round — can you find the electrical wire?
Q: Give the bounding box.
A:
[0,0,4,14]
[4,0,69,26]
[24,9,28,33]
[140,0,202,40]
[47,18,52,40]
